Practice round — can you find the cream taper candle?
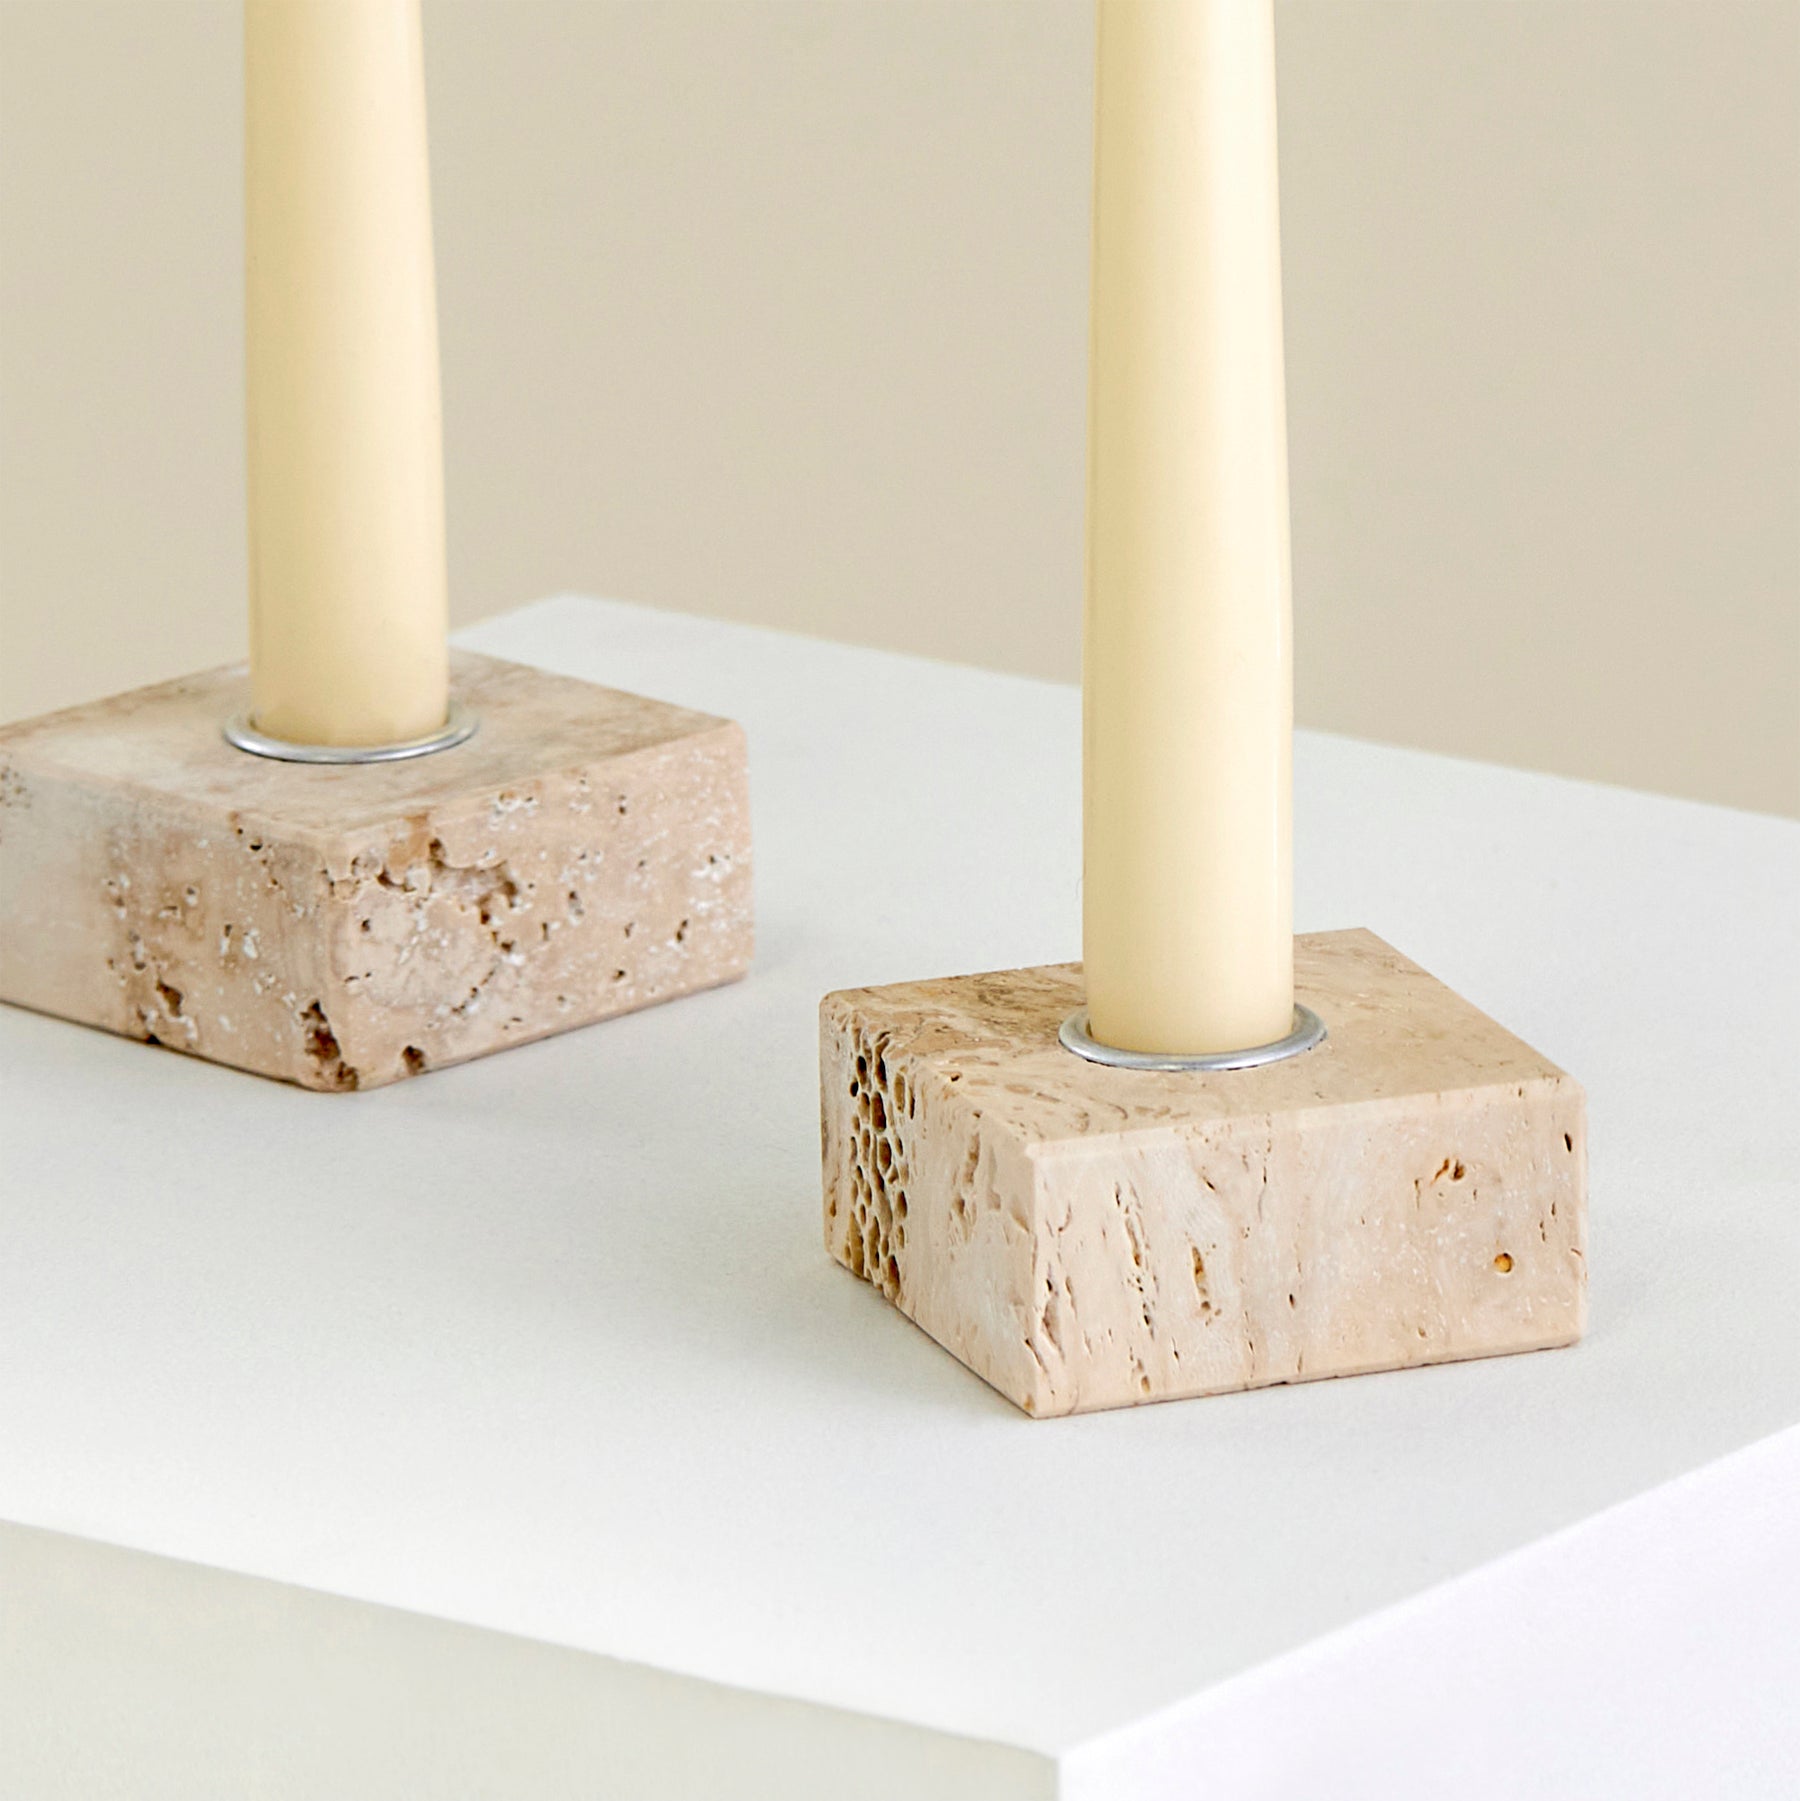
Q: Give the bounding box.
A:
[245,0,448,747]
[1083,0,1294,1056]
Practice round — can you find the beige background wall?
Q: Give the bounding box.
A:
[2,0,1795,816]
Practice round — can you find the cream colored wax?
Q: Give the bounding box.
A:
[1083,0,1294,1055]
[245,0,448,746]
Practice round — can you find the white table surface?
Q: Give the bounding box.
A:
[3,597,1797,1798]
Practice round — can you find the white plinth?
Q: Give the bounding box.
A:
[2,598,1796,1798]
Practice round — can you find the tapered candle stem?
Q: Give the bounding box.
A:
[245,0,448,748]
[1083,0,1294,1056]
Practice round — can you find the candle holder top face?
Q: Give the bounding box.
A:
[0,652,752,1089]
[820,931,1586,1418]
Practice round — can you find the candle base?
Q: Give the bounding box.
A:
[820,930,1585,1417]
[1058,1002,1327,1071]
[221,700,479,764]
[0,652,752,1090]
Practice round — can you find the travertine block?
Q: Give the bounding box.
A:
[821,930,1585,1417]
[0,652,751,1089]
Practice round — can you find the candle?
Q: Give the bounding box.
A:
[1083,0,1294,1056]
[245,0,448,748]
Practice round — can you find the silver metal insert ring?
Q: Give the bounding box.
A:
[223,700,477,764]
[1059,1004,1327,1072]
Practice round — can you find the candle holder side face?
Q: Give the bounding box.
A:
[820,931,1586,1419]
[0,653,753,1089]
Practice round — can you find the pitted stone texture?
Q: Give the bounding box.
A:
[0,653,751,1090]
[821,930,1586,1417]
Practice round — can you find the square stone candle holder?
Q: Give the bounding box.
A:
[0,652,752,1090]
[820,930,1585,1417]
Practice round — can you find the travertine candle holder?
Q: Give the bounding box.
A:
[820,930,1585,1417]
[0,652,752,1090]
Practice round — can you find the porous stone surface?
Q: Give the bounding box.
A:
[0,653,751,1090]
[821,930,1586,1417]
